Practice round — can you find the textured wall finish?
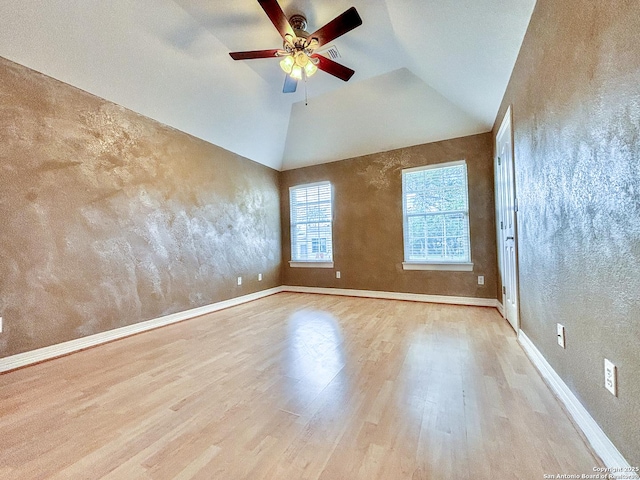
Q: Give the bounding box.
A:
[493,0,640,465]
[280,134,497,299]
[0,57,281,358]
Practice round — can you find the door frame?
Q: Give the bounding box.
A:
[495,105,520,332]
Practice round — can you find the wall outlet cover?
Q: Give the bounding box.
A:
[258,273,262,281]
[556,323,565,348]
[237,276,242,286]
[336,271,341,279]
[478,275,485,285]
[604,359,617,396]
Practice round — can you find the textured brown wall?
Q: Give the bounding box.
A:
[0,57,281,358]
[493,0,640,465]
[280,134,497,298]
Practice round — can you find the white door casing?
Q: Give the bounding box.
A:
[495,106,519,332]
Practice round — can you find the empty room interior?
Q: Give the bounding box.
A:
[0,0,638,478]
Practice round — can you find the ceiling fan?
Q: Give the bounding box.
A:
[229,0,362,93]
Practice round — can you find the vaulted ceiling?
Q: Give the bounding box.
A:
[0,0,536,170]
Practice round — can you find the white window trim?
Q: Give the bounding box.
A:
[402,160,472,268]
[289,181,334,265]
[288,180,332,190]
[402,262,473,272]
[402,159,466,174]
[289,261,335,269]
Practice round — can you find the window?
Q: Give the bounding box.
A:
[311,238,327,253]
[402,160,473,271]
[289,181,334,268]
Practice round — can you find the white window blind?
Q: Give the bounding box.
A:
[290,182,333,262]
[402,161,471,264]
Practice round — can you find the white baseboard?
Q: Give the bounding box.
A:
[1,286,500,374]
[0,287,284,374]
[518,331,637,479]
[281,285,500,308]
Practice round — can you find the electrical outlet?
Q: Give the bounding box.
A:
[477,275,485,285]
[557,323,565,348]
[258,273,262,281]
[0,316,3,333]
[604,359,617,396]
[336,271,341,279]
[237,276,242,286]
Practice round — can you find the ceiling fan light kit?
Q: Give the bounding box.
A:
[278,27,319,79]
[229,0,362,94]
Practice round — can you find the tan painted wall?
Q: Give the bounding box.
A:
[0,57,281,358]
[280,134,498,298]
[493,0,640,465]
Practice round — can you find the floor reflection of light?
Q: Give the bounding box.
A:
[285,310,346,402]
[401,331,467,422]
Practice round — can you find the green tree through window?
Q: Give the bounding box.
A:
[402,161,471,263]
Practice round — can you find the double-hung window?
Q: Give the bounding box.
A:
[401,160,473,271]
[289,181,334,268]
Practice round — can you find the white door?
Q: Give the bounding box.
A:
[495,106,519,332]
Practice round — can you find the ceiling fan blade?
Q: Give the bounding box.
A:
[312,54,355,82]
[283,75,298,93]
[258,0,294,39]
[229,49,280,60]
[308,7,362,48]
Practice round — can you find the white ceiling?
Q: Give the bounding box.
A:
[0,0,535,171]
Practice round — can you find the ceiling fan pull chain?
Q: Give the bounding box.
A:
[304,75,308,106]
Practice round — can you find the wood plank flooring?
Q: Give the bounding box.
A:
[0,293,601,479]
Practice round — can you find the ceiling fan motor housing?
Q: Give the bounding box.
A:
[282,14,318,61]
[288,14,308,35]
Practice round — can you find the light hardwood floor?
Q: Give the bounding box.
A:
[0,293,601,479]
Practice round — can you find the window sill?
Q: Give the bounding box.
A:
[402,262,474,272]
[289,261,334,269]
